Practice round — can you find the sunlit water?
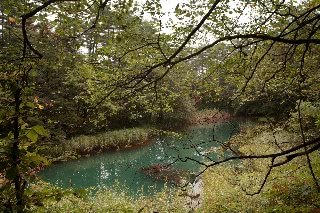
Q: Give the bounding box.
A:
[39,119,250,195]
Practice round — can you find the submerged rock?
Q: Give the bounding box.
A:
[141,164,189,185]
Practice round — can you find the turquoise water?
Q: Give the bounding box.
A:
[39,119,249,195]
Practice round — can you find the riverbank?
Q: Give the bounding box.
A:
[191,109,232,126]
[42,127,156,161]
[198,124,320,212]
[42,109,232,161]
[35,110,241,211]
[33,116,262,212]
[22,111,320,212]
[28,181,188,212]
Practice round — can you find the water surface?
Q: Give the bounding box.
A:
[39,119,249,195]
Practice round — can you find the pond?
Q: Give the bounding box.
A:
[39,119,250,196]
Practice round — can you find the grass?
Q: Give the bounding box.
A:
[199,152,320,212]
[42,127,155,159]
[28,181,187,213]
[198,124,320,212]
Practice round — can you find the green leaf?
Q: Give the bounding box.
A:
[3,9,10,15]
[8,132,14,140]
[25,152,48,166]
[25,101,35,108]
[26,129,38,143]
[32,125,49,137]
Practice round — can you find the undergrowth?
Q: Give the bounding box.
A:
[42,128,155,160]
[29,182,187,213]
[199,124,320,212]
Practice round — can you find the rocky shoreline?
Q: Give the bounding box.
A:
[183,176,203,211]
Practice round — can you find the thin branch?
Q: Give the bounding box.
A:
[280,14,320,38]
[73,0,111,38]
[298,100,320,192]
[156,20,168,60]
[207,136,320,167]
[167,0,222,62]
[180,136,320,193]
[21,0,77,59]
[173,33,320,66]
[119,42,158,61]
[246,158,275,196]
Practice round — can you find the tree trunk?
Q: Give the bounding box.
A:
[12,84,24,213]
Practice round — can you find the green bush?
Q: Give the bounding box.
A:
[156,95,196,130]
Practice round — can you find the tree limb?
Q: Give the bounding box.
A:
[21,0,77,58]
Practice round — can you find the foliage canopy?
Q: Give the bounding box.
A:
[0,0,320,211]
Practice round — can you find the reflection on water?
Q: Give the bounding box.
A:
[39,119,250,195]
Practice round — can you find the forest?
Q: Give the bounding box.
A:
[0,0,320,212]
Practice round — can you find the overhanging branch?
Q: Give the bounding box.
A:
[21,0,77,58]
